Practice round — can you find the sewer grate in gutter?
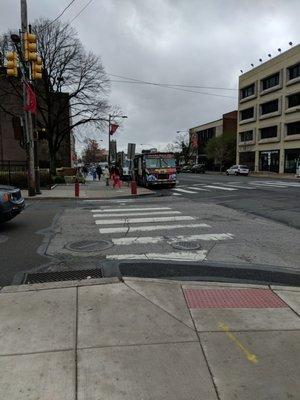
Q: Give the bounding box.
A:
[23,269,103,284]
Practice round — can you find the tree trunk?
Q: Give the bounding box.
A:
[48,141,57,176]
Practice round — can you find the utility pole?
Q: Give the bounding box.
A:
[21,0,36,196]
[108,114,111,167]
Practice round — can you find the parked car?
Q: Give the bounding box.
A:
[226,164,250,176]
[181,165,192,173]
[0,185,25,223]
[191,164,205,174]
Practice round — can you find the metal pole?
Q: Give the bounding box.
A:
[21,0,35,196]
[108,114,111,168]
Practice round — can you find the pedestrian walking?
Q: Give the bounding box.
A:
[82,165,88,178]
[103,166,110,186]
[112,167,122,189]
[96,164,102,181]
[91,165,97,181]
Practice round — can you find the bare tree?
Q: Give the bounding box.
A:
[166,132,195,165]
[0,19,111,174]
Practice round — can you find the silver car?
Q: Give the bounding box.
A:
[226,164,250,176]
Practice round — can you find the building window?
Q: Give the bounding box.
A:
[240,107,254,120]
[288,63,300,80]
[240,130,253,142]
[260,126,278,139]
[284,148,300,173]
[286,121,300,136]
[241,84,255,99]
[261,99,279,115]
[288,93,300,108]
[262,73,280,90]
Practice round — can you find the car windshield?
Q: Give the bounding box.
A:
[145,158,161,168]
[240,165,248,169]
[161,158,176,167]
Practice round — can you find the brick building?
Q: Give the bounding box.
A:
[189,110,237,169]
[0,71,75,168]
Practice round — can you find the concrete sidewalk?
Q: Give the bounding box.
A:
[0,277,299,399]
[23,179,153,200]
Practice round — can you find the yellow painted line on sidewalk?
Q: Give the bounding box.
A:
[219,322,258,364]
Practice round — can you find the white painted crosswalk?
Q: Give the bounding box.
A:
[88,205,234,261]
[169,180,300,196]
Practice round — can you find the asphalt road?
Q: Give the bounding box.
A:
[157,172,300,229]
[0,173,299,287]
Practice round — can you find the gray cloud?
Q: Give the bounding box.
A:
[1,0,299,153]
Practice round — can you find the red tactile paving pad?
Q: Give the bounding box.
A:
[184,288,288,309]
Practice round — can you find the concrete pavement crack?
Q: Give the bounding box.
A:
[124,282,196,333]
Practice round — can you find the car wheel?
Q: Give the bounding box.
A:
[226,171,229,175]
[234,171,238,176]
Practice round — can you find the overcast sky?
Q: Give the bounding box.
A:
[1,0,300,154]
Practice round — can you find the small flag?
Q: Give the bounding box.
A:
[109,123,119,135]
[24,81,37,114]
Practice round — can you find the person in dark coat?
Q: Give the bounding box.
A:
[96,164,103,181]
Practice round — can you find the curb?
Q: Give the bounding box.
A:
[22,192,155,201]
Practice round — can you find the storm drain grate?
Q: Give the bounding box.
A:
[23,269,103,284]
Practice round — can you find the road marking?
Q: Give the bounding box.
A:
[173,188,198,194]
[220,184,254,190]
[106,250,207,261]
[250,183,287,188]
[112,233,234,245]
[187,186,209,191]
[91,207,171,213]
[219,322,258,364]
[99,223,210,234]
[172,192,182,196]
[93,211,181,218]
[203,185,237,191]
[95,216,195,225]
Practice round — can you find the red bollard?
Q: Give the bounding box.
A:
[131,180,137,195]
[75,181,80,197]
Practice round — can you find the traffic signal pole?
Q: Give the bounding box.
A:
[21,0,36,196]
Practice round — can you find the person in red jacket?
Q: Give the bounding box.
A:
[111,166,122,189]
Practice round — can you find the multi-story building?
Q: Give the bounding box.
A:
[237,44,300,173]
[189,110,237,169]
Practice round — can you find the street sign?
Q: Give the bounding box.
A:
[127,143,136,160]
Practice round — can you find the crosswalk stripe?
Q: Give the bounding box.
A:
[173,188,198,194]
[219,184,254,190]
[106,250,207,261]
[91,207,171,213]
[93,211,181,218]
[187,186,209,191]
[112,233,234,245]
[203,185,237,191]
[95,216,195,225]
[250,183,287,188]
[99,223,210,234]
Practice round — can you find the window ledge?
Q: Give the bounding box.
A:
[260,85,282,96]
[239,117,256,125]
[239,94,256,103]
[258,137,280,144]
[284,133,300,141]
[238,140,255,146]
[285,106,300,114]
[286,77,300,86]
[259,111,281,120]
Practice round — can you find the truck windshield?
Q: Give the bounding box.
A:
[145,158,161,168]
[161,158,176,167]
[146,157,175,168]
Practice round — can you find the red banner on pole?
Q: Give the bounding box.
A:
[24,82,37,114]
[109,123,119,135]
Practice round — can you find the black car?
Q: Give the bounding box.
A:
[0,185,25,222]
[181,165,192,173]
[191,164,205,174]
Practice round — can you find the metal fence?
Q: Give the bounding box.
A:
[0,161,51,188]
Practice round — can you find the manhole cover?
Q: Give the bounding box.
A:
[65,240,113,253]
[170,241,202,250]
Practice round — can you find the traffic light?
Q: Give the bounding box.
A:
[32,56,43,80]
[24,32,37,61]
[6,52,18,77]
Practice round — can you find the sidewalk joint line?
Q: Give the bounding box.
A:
[77,340,199,351]
[75,286,79,400]
[124,282,197,333]
[180,284,222,400]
